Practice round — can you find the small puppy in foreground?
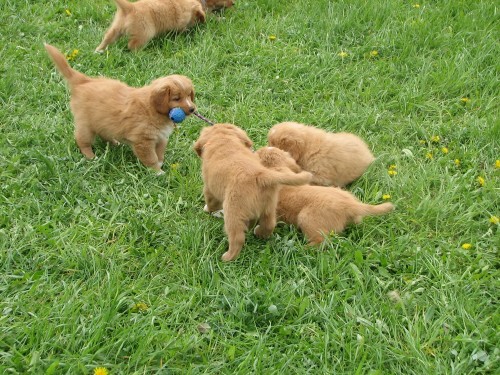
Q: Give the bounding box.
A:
[257,147,394,245]
[44,43,195,173]
[267,122,375,187]
[96,0,234,52]
[194,124,313,261]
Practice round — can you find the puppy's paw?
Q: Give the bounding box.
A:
[211,209,224,219]
[156,170,165,176]
[221,251,235,262]
[203,204,210,212]
[94,48,105,54]
[253,225,272,239]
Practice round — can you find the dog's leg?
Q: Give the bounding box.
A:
[203,187,222,212]
[75,127,96,159]
[297,210,328,246]
[222,218,246,262]
[195,8,206,23]
[155,138,168,167]
[95,17,123,52]
[126,21,154,51]
[254,210,276,239]
[132,141,162,172]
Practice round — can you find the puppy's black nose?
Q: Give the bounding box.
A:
[189,107,195,113]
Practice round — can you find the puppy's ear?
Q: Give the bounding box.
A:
[274,135,303,160]
[151,84,172,115]
[234,128,253,148]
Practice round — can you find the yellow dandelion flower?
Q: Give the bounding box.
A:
[382,194,391,200]
[268,35,276,41]
[338,51,348,58]
[476,176,485,187]
[454,159,461,166]
[170,163,179,170]
[425,152,433,160]
[495,160,500,169]
[441,147,449,154]
[65,9,72,16]
[419,139,426,145]
[430,135,440,143]
[132,302,148,312]
[66,49,79,61]
[412,4,420,8]
[489,216,499,225]
[460,97,470,104]
[389,164,397,170]
[388,170,397,176]
[94,367,109,375]
[369,50,379,57]
[461,243,472,250]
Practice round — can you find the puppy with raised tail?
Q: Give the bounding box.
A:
[257,147,394,245]
[44,43,195,173]
[194,124,313,261]
[96,0,234,52]
[268,122,375,187]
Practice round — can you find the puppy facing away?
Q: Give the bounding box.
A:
[267,122,375,187]
[193,124,313,261]
[44,43,195,173]
[257,147,394,245]
[96,0,234,52]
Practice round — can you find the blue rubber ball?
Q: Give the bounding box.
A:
[169,107,186,123]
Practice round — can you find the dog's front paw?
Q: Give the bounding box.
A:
[203,204,210,212]
[94,48,105,54]
[211,209,224,218]
[221,251,235,262]
[156,170,165,176]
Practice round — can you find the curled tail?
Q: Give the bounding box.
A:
[44,43,88,85]
[357,202,394,217]
[258,169,312,188]
[113,0,133,13]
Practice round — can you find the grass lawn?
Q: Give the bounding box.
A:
[0,0,498,373]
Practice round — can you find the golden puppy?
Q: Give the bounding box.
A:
[96,0,234,52]
[267,122,375,187]
[193,124,312,261]
[257,147,394,245]
[44,43,195,172]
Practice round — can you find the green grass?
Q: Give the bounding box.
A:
[1,0,499,373]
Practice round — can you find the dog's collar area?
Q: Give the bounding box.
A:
[193,111,215,126]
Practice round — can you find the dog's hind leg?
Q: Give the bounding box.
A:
[75,126,96,159]
[222,217,247,262]
[254,210,277,239]
[96,17,124,52]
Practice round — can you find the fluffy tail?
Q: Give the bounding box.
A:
[357,202,394,217]
[113,0,133,13]
[258,170,312,188]
[44,43,88,85]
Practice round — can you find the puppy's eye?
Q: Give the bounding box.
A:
[172,97,180,101]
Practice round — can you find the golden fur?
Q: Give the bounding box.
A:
[194,124,312,261]
[257,147,394,245]
[44,43,195,172]
[96,0,234,52]
[267,122,375,187]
